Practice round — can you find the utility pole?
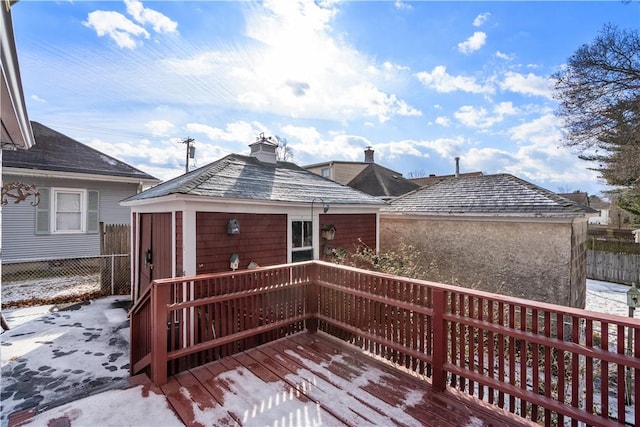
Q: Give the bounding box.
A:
[180,137,195,173]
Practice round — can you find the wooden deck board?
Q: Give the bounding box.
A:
[157,332,536,427]
[280,333,462,427]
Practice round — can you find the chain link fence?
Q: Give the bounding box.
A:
[1,254,130,308]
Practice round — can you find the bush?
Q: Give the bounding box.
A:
[330,238,432,279]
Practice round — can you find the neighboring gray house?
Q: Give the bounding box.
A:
[380,173,597,308]
[2,122,159,261]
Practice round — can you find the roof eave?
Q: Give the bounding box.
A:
[121,193,385,208]
[1,5,35,150]
[2,166,160,185]
[380,211,589,222]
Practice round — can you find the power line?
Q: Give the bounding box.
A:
[39,121,164,140]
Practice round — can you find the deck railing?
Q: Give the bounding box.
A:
[130,261,640,426]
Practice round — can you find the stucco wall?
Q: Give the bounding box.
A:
[380,216,586,308]
[569,220,588,308]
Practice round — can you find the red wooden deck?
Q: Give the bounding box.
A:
[159,332,535,427]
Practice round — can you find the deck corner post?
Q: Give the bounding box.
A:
[306,262,319,333]
[432,288,447,393]
[150,283,168,385]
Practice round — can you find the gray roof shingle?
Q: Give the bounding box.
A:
[124,154,386,206]
[3,121,158,181]
[382,173,597,216]
[347,164,420,199]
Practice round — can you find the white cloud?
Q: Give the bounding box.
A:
[508,114,562,149]
[435,116,450,127]
[462,113,599,190]
[458,31,486,54]
[416,66,494,94]
[145,120,174,136]
[30,94,47,103]
[154,1,418,123]
[454,102,518,128]
[416,136,467,158]
[500,71,553,99]
[473,13,491,27]
[495,51,513,60]
[83,10,149,49]
[394,1,413,10]
[124,0,178,34]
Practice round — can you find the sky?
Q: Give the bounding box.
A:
[10,1,640,197]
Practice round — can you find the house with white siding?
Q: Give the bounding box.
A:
[2,122,159,262]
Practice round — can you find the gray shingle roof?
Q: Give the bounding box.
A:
[124,154,386,205]
[347,164,420,199]
[2,121,158,181]
[382,173,597,216]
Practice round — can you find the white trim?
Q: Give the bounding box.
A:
[1,5,35,150]
[3,167,159,186]
[122,194,382,214]
[131,212,138,300]
[291,218,314,260]
[50,188,87,234]
[171,211,177,278]
[182,210,197,276]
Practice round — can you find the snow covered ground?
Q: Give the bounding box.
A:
[0,279,636,426]
[1,274,101,307]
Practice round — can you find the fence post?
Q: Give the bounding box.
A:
[431,288,447,392]
[150,282,168,385]
[306,263,319,333]
[111,254,115,295]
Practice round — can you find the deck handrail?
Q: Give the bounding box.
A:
[130,260,639,426]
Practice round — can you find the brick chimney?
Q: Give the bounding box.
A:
[364,147,374,163]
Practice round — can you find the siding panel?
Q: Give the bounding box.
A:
[2,175,140,261]
[196,212,287,273]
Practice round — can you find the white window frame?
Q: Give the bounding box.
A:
[290,218,314,262]
[51,188,87,234]
[321,167,330,178]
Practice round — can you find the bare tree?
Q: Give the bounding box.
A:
[553,24,640,214]
[274,135,294,161]
[406,169,429,179]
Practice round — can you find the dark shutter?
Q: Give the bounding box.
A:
[87,190,99,233]
[35,187,50,234]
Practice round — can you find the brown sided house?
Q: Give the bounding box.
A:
[380,173,596,308]
[122,136,385,300]
[304,147,419,200]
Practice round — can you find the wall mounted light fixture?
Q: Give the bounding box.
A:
[227,218,240,234]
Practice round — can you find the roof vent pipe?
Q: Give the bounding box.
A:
[455,157,460,177]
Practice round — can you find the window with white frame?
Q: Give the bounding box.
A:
[291,220,313,262]
[321,167,330,178]
[35,187,99,235]
[52,188,86,233]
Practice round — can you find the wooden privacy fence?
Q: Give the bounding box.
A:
[130,261,640,427]
[99,223,130,294]
[588,250,640,285]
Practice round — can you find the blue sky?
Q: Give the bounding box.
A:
[11,1,640,196]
